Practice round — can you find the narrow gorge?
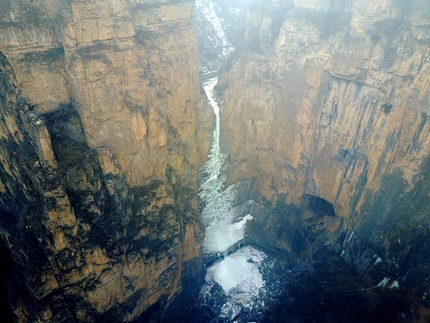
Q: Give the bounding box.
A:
[0,0,429,322]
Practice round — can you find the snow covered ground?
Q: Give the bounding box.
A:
[208,246,265,294]
[201,246,267,320]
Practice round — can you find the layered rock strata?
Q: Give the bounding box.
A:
[0,0,209,321]
[218,0,430,303]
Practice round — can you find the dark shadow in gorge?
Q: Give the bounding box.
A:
[260,256,423,323]
[178,250,424,323]
[0,238,14,323]
[179,195,430,323]
[256,196,426,323]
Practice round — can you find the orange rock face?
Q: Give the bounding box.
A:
[219,0,430,294]
[0,0,210,322]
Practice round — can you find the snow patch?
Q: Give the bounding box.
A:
[374,256,382,265]
[208,246,265,294]
[373,277,400,289]
[389,280,400,289]
[203,246,267,319]
[376,277,390,287]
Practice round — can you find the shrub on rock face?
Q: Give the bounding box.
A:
[382,103,393,114]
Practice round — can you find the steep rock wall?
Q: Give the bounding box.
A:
[219,0,430,299]
[0,0,209,322]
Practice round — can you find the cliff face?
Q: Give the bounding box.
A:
[0,0,208,321]
[219,0,430,299]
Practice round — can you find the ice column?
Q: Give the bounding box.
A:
[200,78,249,255]
[200,77,225,252]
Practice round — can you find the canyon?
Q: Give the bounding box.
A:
[0,0,429,322]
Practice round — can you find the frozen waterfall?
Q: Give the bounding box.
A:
[199,78,266,321]
[199,77,252,255]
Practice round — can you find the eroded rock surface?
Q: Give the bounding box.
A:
[0,0,210,322]
[218,0,430,308]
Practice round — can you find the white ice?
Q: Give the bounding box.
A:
[203,77,220,115]
[376,277,390,287]
[372,277,400,289]
[204,214,254,254]
[389,280,400,289]
[202,246,267,320]
[208,245,265,294]
[201,76,248,255]
[373,256,382,265]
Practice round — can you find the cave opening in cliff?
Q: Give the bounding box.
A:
[304,194,337,217]
[0,239,14,322]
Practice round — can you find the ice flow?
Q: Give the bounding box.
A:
[199,79,266,321]
[199,77,252,255]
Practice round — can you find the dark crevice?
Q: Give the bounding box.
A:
[305,194,337,217]
[0,240,14,323]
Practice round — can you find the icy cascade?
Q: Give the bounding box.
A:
[199,78,223,231]
[195,0,233,57]
[200,77,229,254]
[200,78,250,255]
[199,79,266,319]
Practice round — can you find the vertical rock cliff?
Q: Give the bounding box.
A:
[0,0,208,321]
[218,0,430,304]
